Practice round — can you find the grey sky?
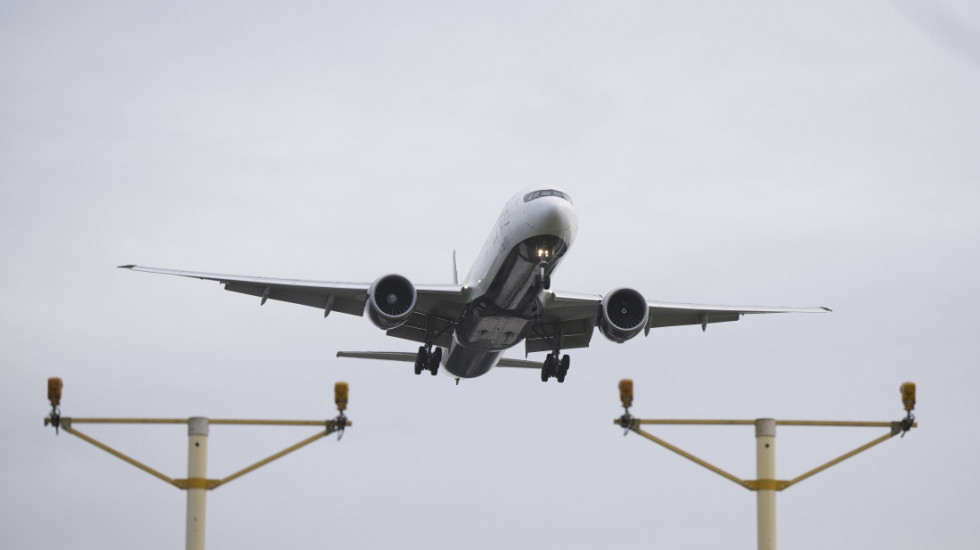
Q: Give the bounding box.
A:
[2,1,979,548]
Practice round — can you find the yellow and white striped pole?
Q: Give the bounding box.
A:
[755,418,776,550]
[186,417,209,550]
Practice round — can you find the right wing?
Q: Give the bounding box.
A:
[120,265,468,344]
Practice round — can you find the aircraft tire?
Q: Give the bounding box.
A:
[414,346,425,375]
[429,347,442,376]
[541,354,555,382]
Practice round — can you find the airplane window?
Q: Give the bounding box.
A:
[523,190,572,203]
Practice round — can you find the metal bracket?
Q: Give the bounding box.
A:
[743,479,791,491]
[894,413,915,437]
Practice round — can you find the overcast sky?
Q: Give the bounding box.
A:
[2,1,979,549]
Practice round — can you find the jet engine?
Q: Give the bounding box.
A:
[367,274,417,330]
[599,288,649,343]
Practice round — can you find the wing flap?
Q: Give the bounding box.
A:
[384,312,455,347]
[647,309,741,329]
[223,281,366,316]
[524,317,596,354]
[524,290,600,354]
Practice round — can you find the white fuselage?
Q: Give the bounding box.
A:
[443,188,578,378]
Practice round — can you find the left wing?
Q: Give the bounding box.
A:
[119,265,468,344]
[526,290,830,354]
[644,300,831,331]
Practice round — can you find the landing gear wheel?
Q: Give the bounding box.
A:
[429,347,442,376]
[414,346,425,375]
[556,354,570,383]
[541,354,555,382]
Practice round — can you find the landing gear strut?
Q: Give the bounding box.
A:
[537,264,551,291]
[540,352,570,383]
[415,346,441,376]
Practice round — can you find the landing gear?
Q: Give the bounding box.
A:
[415,316,451,377]
[540,352,570,383]
[415,345,441,376]
[429,347,442,376]
[539,322,568,383]
[537,264,551,291]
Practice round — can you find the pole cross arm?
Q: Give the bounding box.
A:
[616,418,917,492]
[46,416,351,491]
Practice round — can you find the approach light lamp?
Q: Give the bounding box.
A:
[334,382,349,412]
[619,379,633,410]
[900,382,916,412]
[47,377,63,408]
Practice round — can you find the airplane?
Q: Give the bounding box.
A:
[121,187,829,383]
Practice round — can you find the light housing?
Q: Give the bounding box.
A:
[900,382,916,412]
[619,379,633,409]
[47,377,63,408]
[335,382,349,412]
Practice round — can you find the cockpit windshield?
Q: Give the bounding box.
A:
[523,189,572,204]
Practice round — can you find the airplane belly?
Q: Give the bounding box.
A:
[456,313,534,350]
[445,338,502,378]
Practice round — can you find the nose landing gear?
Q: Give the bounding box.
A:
[537,264,551,291]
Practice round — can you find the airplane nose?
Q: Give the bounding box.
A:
[535,198,577,241]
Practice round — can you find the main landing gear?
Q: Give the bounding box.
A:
[414,346,441,376]
[540,352,570,383]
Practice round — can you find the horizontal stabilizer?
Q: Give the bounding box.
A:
[336,351,416,363]
[336,351,542,370]
[496,357,542,369]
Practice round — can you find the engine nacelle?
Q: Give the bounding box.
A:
[367,274,417,330]
[599,288,649,343]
